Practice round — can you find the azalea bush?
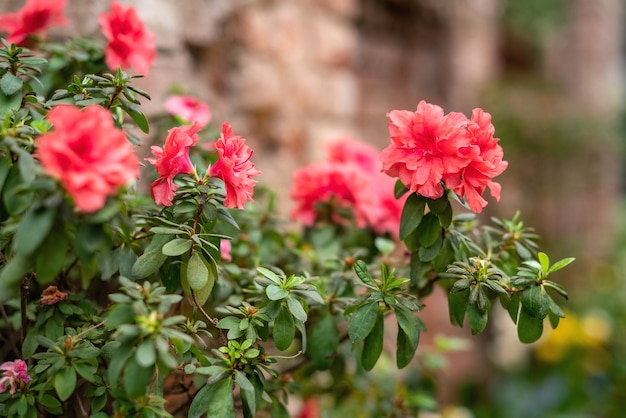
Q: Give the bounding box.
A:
[0,1,576,417]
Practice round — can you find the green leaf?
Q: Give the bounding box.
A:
[54,367,77,401]
[273,305,295,351]
[361,313,384,371]
[548,257,576,274]
[206,377,235,418]
[448,288,469,327]
[396,327,415,369]
[521,285,548,319]
[188,382,215,418]
[307,314,339,369]
[416,212,441,247]
[286,295,307,322]
[517,309,544,343]
[437,201,453,228]
[417,233,443,262]
[193,260,217,305]
[123,355,153,399]
[266,284,289,300]
[0,254,30,302]
[538,252,550,272]
[150,226,187,235]
[348,301,379,342]
[132,249,167,279]
[0,72,23,95]
[354,260,377,289]
[394,305,422,353]
[0,90,21,118]
[136,339,156,367]
[126,108,150,133]
[400,193,426,240]
[467,297,489,335]
[38,394,62,415]
[162,238,192,256]
[394,180,408,199]
[187,251,209,291]
[235,371,256,418]
[257,266,282,284]
[13,206,56,256]
[35,225,67,284]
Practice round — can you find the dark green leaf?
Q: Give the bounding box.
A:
[361,313,384,371]
[0,254,30,302]
[521,285,548,319]
[235,371,256,418]
[354,260,377,289]
[307,314,339,369]
[416,212,441,247]
[14,206,56,256]
[467,297,489,335]
[400,193,425,240]
[348,301,379,342]
[206,377,235,418]
[136,339,156,367]
[417,233,443,262]
[131,249,167,279]
[517,309,544,343]
[123,355,153,399]
[54,367,76,401]
[394,180,408,199]
[448,288,469,327]
[35,224,67,284]
[273,305,295,351]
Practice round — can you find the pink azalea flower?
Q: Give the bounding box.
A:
[147,122,201,206]
[0,360,31,395]
[98,2,156,75]
[326,136,380,173]
[209,122,260,209]
[290,161,370,227]
[220,239,232,262]
[0,0,67,45]
[380,100,477,200]
[444,108,508,212]
[164,95,212,128]
[37,105,139,213]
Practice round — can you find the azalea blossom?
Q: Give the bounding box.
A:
[37,105,139,212]
[291,137,406,235]
[164,95,212,128]
[290,160,370,227]
[98,2,156,75]
[209,122,260,209]
[0,360,31,395]
[0,0,67,45]
[443,108,508,212]
[147,122,201,206]
[381,100,476,200]
[220,239,232,262]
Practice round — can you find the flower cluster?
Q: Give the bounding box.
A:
[0,360,31,395]
[98,2,156,75]
[381,100,508,212]
[0,0,67,45]
[164,95,212,128]
[37,105,140,212]
[291,137,405,236]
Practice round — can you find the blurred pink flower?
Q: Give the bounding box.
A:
[98,2,155,75]
[381,100,476,200]
[0,0,67,45]
[147,122,201,206]
[0,360,31,395]
[290,161,369,227]
[326,136,380,173]
[164,95,212,128]
[220,239,232,262]
[38,105,139,212]
[444,108,508,212]
[209,122,260,209]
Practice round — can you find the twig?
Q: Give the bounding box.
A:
[20,276,30,343]
[75,390,88,417]
[190,290,217,326]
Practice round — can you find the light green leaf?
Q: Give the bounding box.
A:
[54,367,77,401]
[286,295,307,322]
[162,238,192,256]
[538,252,550,272]
[0,72,23,95]
[187,251,209,291]
[266,284,288,300]
[548,257,576,274]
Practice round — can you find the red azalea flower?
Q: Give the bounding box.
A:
[381,100,477,199]
[290,160,369,227]
[147,122,201,206]
[0,360,31,395]
[210,122,260,209]
[98,2,156,75]
[164,95,212,128]
[444,108,508,212]
[37,105,139,213]
[0,0,67,45]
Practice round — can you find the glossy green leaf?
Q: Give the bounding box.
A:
[361,313,384,371]
[354,260,377,289]
[400,193,426,240]
[54,367,76,401]
[416,212,441,247]
[517,309,544,343]
[521,285,548,319]
[348,301,379,342]
[467,297,489,335]
[273,305,295,351]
